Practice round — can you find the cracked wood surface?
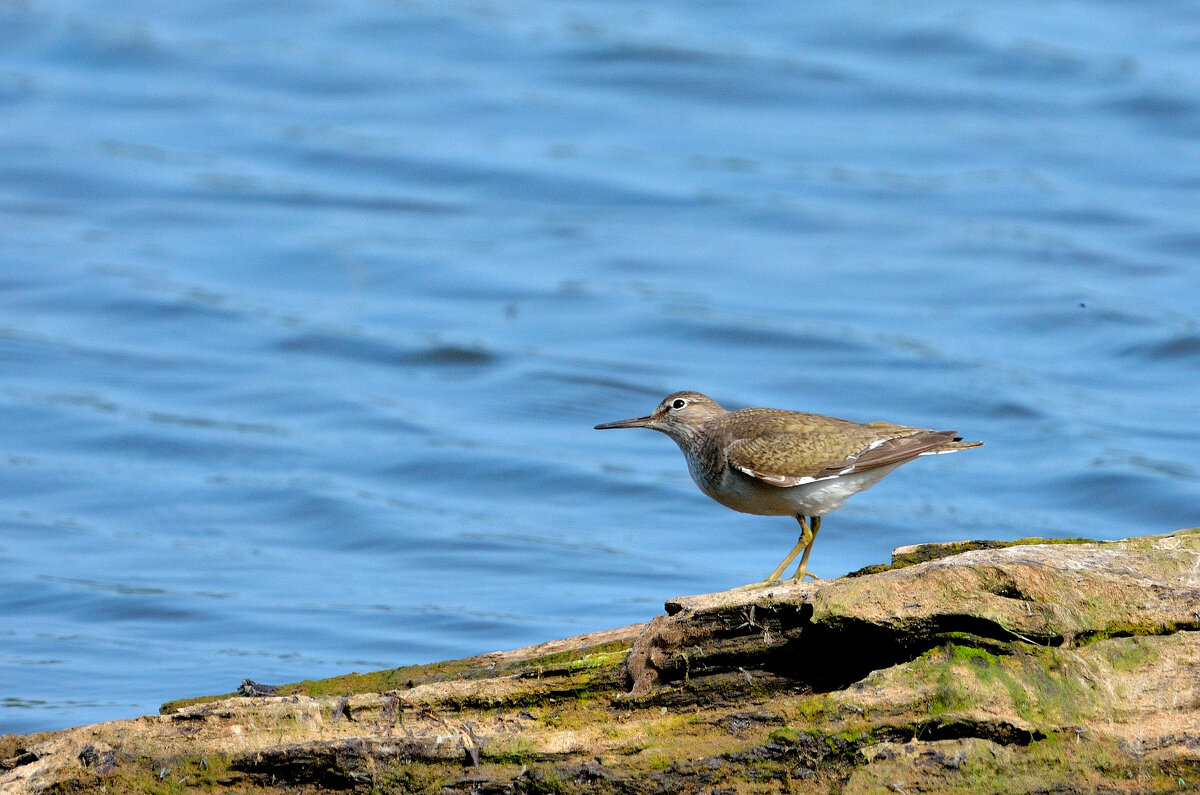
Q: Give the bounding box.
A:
[3,529,1200,794]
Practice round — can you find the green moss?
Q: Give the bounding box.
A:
[797,726,872,767]
[895,640,1100,732]
[160,640,632,715]
[792,694,836,723]
[517,764,565,794]
[950,644,1028,714]
[1074,620,1184,646]
[768,726,800,744]
[511,642,631,675]
[846,562,893,577]
[39,753,245,795]
[118,530,1200,793]
[378,760,447,794]
[947,644,1000,666]
[984,645,1097,727]
[483,737,542,766]
[930,660,974,716]
[1099,636,1161,673]
[848,536,1096,576]
[851,732,1198,794]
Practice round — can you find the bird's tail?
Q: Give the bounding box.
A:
[936,434,983,452]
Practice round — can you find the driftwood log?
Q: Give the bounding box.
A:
[3,529,1199,793]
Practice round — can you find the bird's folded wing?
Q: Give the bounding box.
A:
[727,427,962,488]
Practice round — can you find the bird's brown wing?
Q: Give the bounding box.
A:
[727,421,972,488]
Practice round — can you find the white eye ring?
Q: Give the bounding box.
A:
[671,398,688,410]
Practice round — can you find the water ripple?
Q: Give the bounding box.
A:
[279,332,498,368]
[2,0,1199,736]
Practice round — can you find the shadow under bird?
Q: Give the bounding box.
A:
[595,391,982,583]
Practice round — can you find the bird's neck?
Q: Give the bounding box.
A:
[663,422,724,491]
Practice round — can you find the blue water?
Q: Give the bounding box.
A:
[2,1,1199,735]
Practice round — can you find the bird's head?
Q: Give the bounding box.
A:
[594,391,725,443]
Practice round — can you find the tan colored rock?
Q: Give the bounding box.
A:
[3,529,1199,793]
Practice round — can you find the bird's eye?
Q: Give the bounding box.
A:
[671,398,688,410]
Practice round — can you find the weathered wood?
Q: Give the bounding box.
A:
[3,529,1200,793]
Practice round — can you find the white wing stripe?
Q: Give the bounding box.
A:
[732,463,843,486]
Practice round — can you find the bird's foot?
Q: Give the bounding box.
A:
[730,572,818,590]
[729,578,780,591]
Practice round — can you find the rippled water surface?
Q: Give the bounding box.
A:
[3,1,1200,733]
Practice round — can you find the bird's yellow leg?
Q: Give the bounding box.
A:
[788,515,822,582]
[763,517,814,584]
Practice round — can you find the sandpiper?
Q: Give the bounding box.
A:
[595,391,982,583]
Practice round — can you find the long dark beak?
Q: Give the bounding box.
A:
[594,415,653,430]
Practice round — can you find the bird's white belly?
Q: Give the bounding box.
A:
[694,462,904,517]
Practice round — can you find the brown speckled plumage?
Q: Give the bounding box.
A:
[595,391,982,584]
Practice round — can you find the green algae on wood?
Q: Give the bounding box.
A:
[161,639,637,716]
[848,535,1096,577]
[9,529,1200,795]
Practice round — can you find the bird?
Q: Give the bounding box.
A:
[594,391,982,584]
